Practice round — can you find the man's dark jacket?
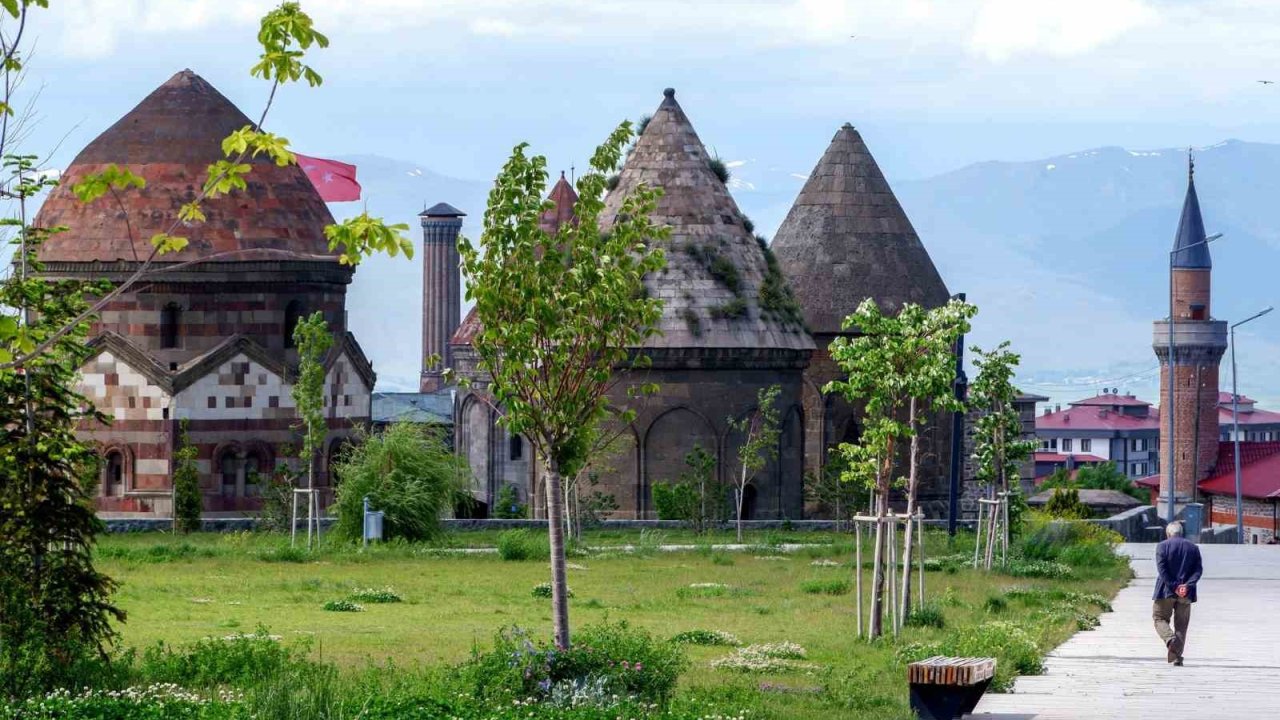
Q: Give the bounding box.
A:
[1153,535,1203,602]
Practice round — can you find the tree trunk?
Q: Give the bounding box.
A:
[543,457,571,649]
[869,490,887,638]
[900,399,919,619]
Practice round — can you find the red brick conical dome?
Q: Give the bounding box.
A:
[35,69,337,264]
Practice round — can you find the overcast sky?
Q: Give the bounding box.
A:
[12,0,1280,400]
[22,0,1280,182]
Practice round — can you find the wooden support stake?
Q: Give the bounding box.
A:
[855,519,863,639]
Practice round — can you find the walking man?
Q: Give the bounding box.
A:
[1153,521,1202,666]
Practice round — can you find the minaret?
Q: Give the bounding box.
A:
[1153,158,1226,514]
[420,202,465,393]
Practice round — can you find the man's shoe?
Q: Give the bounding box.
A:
[1166,639,1177,663]
[1174,657,1184,667]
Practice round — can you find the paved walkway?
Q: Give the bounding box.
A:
[974,544,1280,719]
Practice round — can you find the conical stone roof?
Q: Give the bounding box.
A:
[771,124,950,335]
[602,89,813,352]
[35,69,337,264]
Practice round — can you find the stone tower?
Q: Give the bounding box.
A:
[1153,160,1226,512]
[770,123,952,512]
[419,202,465,393]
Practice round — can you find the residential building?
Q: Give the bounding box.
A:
[1034,392,1160,479]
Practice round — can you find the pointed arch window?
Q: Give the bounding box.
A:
[160,303,182,349]
[284,300,304,349]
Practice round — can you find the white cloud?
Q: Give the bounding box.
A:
[469,18,521,37]
[968,0,1157,61]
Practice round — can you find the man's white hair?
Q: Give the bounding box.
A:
[1167,521,1184,537]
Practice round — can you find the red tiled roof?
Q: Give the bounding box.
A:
[451,307,481,346]
[1034,452,1105,464]
[540,172,578,233]
[1037,405,1160,431]
[1217,406,1280,426]
[1069,393,1152,408]
[1199,441,1280,500]
[1218,391,1256,406]
[1136,474,1160,488]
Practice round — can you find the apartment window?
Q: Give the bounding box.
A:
[1040,438,1058,451]
[1062,439,1073,452]
[1131,438,1148,452]
[1249,432,1259,442]
[1080,439,1092,452]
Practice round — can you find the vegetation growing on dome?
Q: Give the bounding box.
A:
[710,297,748,321]
[707,156,730,184]
[684,244,741,295]
[755,235,805,329]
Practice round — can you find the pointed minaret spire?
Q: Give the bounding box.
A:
[1171,154,1211,269]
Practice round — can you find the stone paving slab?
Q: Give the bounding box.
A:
[973,544,1280,719]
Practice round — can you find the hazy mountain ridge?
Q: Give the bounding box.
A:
[337,142,1280,407]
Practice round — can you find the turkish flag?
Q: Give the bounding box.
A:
[296,153,361,202]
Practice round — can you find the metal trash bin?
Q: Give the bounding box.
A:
[362,496,384,547]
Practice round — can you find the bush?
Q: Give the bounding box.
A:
[0,685,243,719]
[898,621,1041,692]
[904,604,946,629]
[258,461,299,533]
[173,421,203,534]
[532,582,573,599]
[349,587,402,604]
[1003,560,1074,579]
[331,422,469,542]
[983,595,1008,614]
[497,529,550,562]
[1044,487,1090,519]
[652,482,698,523]
[1020,517,1122,569]
[463,621,686,707]
[709,643,816,673]
[322,600,364,612]
[670,630,740,647]
[799,579,850,595]
[493,484,526,519]
[135,628,303,689]
[922,553,970,573]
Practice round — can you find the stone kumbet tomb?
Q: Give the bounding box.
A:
[34,70,373,516]
[771,122,955,515]
[447,90,957,520]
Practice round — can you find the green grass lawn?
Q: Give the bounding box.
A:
[92,528,1130,719]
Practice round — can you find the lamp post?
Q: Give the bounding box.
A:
[1230,306,1273,544]
[947,292,967,538]
[1166,232,1222,523]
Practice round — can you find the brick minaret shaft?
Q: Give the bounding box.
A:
[1153,159,1226,507]
[420,203,465,393]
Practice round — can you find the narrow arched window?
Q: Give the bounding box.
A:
[104,450,125,497]
[284,300,303,349]
[219,453,240,497]
[160,303,181,349]
[509,434,523,461]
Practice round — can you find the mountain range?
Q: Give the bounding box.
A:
[336,140,1280,408]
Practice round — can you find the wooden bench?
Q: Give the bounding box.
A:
[907,656,997,720]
